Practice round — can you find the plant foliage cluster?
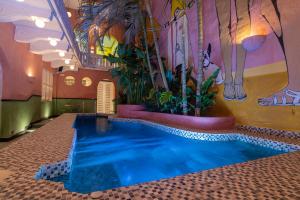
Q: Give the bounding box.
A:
[106,44,152,104]
[107,44,220,114]
[76,0,219,116]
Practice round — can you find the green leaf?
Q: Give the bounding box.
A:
[135,48,145,59]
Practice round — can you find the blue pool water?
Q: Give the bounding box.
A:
[52,116,286,193]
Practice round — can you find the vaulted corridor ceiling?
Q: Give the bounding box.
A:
[0,0,78,70]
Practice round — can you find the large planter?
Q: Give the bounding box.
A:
[117,104,146,117]
[119,109,235,130]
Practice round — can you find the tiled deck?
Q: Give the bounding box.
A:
[0,114,299,199]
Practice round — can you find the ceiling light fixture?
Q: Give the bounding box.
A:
[59,51,66,57]
[16,0,25,2]
[65,59,71,65]
[67,11,72,18]
[31,16,46,28]
[49,38,58,47]
[70,65,75,70]
[35,19,45,28]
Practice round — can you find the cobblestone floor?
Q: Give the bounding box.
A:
[0,113,299,200]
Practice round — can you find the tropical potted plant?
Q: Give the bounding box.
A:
[105,44,153,116]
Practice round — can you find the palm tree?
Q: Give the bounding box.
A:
[139,11,156,89]
[74,0,98,53]
[195,0,204,116]
[75,0,169,91]
[144,0,169,91]
[181,32,188,115]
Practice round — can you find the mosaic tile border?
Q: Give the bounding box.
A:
[35,129,78,180]
[237,125,300,139]
[112,118,300,152]
[35,116,300,181]
[34,160,69,180]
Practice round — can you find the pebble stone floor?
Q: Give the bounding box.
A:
[0,113,299,200]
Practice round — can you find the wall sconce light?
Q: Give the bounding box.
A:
[26,67,34,77]
[27,70,35,83]
[242,35,266,52]
[27,72,33,77]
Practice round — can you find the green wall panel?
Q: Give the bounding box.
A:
[52,99,96,116]
[0,97,96,139]
[0,96,53,138]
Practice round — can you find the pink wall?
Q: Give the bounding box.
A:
[53,68,114,99]
[0,23,114,101]
[0,23,52,100]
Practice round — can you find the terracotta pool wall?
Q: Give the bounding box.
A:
[117,105,235,130]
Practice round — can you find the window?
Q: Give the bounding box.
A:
[82,77,92,87]
[42,69,53,102]
[64,76,75,86]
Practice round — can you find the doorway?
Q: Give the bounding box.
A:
[96,81,115,114]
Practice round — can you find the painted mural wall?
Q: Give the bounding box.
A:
[152,0,300,131]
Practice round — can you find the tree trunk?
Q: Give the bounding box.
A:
[195,0,204,116]
[181,32,188,115]
[145,0,169,91]
[139,12,156,89]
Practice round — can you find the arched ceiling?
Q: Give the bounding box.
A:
[0,0,79,70]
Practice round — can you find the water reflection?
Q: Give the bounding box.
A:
[96,116,110,133]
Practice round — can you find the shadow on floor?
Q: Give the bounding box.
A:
[0,118,55,149]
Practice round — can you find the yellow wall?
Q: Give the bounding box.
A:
[207,69,300,132]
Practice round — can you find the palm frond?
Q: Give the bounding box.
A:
[78,0,142,45]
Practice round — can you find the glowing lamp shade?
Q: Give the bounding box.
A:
[67,11,72,18]
[65,59,71,65]
[70,65,75,70]
[49,39,58,47]
[242,35,266,52]
[59,51,65,57]
[34,18,46,28]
